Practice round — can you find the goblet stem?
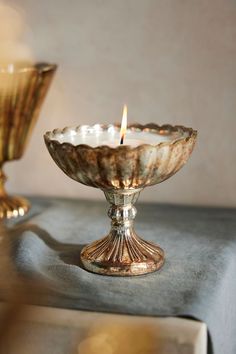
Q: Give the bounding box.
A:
[0,168,7,197]
[80,189,164,276]
[0,167,30,219]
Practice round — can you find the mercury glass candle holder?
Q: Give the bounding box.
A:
[44,124,197,276]
[0,62,57,219]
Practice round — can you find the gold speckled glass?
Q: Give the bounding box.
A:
[0,62,57,219]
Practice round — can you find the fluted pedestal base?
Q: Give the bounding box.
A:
[81,189,165,276]
[81,233,164,276]
[0,169,30,219]
[0,195,30,219]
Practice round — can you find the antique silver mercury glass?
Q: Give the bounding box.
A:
[44,121,197,276]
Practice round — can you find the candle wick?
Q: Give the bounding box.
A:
[120,135,124,145]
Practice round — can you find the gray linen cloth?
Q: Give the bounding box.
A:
[1,196,236,354]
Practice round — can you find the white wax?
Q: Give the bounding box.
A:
[56,127,183,147]
[102,138,146,147]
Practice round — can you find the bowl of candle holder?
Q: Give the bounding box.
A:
[44,124,197,276]
[0,62,57,219]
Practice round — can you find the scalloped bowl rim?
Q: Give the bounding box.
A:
[44,123,197,150]
[0,62,57,74]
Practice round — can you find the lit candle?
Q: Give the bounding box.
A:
[102,105,147,147]
[55,105,182,147]
[120,104,127,144]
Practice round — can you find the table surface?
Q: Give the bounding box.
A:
[1,196,236,354]
[0,303,207,354]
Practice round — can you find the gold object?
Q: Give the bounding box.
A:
[0,62,57,219]
[44,124,197,276]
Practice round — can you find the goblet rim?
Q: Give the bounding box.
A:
[0,62,57,74]
[44,123,197,150]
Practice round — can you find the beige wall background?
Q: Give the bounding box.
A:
[3,0,236,207]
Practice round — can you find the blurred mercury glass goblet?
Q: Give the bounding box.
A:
[44,123,197,276]
[0,62,57,219]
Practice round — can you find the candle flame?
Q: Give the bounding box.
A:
[120,104,127,145]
